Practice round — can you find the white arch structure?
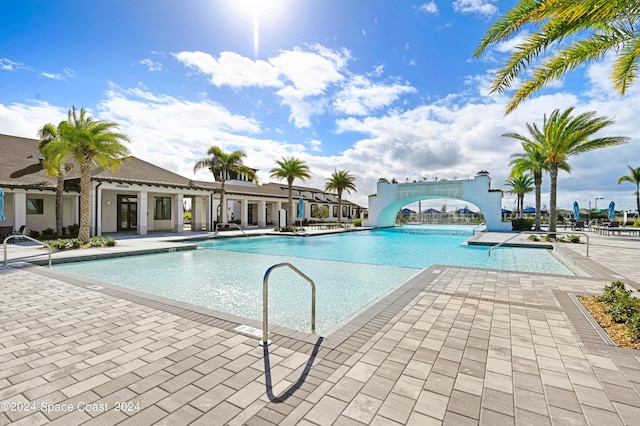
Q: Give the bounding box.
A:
[365,173,511,231]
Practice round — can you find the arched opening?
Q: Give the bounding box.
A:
[366,174,511,232]
[396,198,484,225]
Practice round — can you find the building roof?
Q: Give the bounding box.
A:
[0,134,57,189]
[0,133,365,207]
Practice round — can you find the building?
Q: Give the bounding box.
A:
[0,134,365,237]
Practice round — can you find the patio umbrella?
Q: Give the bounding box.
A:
[501,208,511,213]
[573,201,580,220]
[401,208,415,213]
[0,189,5,222]
[522,207,536,214]
[457,207,474,214]
[608,201,615,220]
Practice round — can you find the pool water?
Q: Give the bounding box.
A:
[54,225,573,334]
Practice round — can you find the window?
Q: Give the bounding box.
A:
[26,198,44,214]
[154,197,171,220]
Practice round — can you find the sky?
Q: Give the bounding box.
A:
[2,0,639,214]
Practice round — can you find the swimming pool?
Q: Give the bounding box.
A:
[54,226,573,334]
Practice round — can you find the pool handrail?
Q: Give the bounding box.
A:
[3,235,52,267]
[488,230,589,257]
[472,223,486,234]
[214,223,248,238]
[260,262,316,346]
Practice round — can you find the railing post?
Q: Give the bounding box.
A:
[260,262,316,346]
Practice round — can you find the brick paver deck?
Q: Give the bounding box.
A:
[1,230,640,425]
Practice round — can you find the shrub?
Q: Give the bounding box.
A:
[28,230,40,239]
[90,236,106,247]
[67,224,79,237]
[42,227,56,239]
[352,218,362,227]
[105,238,117,247]
[69,238,82,249]
[568,235,581,243]
[598,281,640,338]
[527,235,539,242]
[49,239,69,250]
[511,218,533,231]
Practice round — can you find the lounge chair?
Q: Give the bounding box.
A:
[571,221,584,231]
[13,225,26,241]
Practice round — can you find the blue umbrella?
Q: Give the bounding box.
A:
[0,189,5,222]
[298,197,304,219]
[608,201,615,220]
[573,201,580,220]
[522,207,536,213]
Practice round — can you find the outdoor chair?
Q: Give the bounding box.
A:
[571,221,584,231]
[13,225,26,241]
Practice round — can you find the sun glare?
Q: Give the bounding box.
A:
[231,0,285,58]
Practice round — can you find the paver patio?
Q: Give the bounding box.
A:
[1,230,640,425]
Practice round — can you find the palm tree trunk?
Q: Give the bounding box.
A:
[287,178,294,228]
[534,172,542,231]
[549,166,558,234]
[56,175,64,236]
[220,179,227,225]
[78,163,92,244]
[337,189,343,224]
[636,184,639,217]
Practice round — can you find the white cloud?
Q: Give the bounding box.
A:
[270,45,348,96]
[334,75,416,115]
[452,0,498,17]
[40,68,76,80]
[173,50,282,89]
[138,58,163,72]
[0,58,23,71]
[418,2,438,14]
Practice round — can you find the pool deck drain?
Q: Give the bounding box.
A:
[2,230,640,424]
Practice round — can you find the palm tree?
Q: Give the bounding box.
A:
[511,107,628,233]
[38,123,67,236]
[194,146,254,227]
[324,170,357,224]
[40,107,130,243]
[269,157,311,227]
[474,1,640,113]
[618,165,640,217]
[505,174,534,218]
[507,136,567,231]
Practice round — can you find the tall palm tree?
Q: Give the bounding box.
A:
[194,146,254,226]
[618,165,640,216]
[41,107,130,243]
[269,157,311,227]
[474,0,640,113]
[513,107,628,233]
[324,170,357,224]
[38,123,67,236]
[507,135,567,231]
[505,174,534,219]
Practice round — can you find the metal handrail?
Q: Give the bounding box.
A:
[260,262,316,346]
[472,223,486,234]
[3,235,52,267]
[214,223,248,238]
[488,230,589,257]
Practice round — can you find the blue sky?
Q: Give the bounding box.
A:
[2,0,639,213]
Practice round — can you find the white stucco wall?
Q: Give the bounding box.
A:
[365,174,511,232]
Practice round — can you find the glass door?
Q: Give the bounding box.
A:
[117,195,138,231]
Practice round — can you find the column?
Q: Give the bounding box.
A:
[241,199,248,228]
[13,192,26,230]
[137,190,148,235]
[205,193,213,231]
[175,193,184,233]
[258,200,266,227]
